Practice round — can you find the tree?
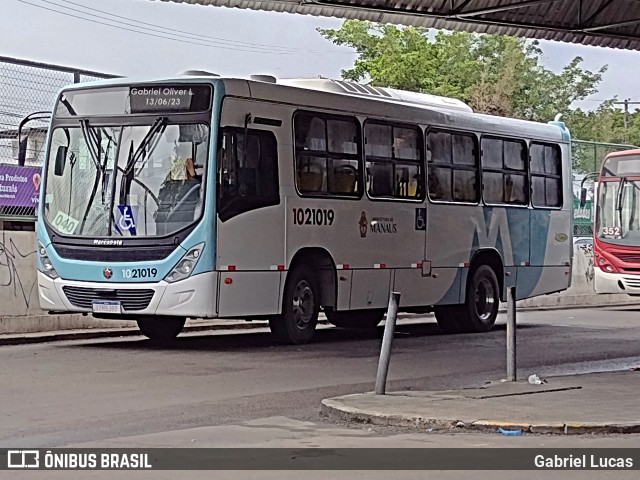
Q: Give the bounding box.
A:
[564,103,640,174]
[318,21,606,122]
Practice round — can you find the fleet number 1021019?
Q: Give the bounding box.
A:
[292,208,335,226]
[121,268,158,279]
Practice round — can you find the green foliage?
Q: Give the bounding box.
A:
[318,20,606,122]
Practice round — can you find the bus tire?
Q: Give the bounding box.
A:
[137,316,185,345]
[326,309,384,329]
[269,264,319,344]
[461,265,499,333]
[434,305,466,334]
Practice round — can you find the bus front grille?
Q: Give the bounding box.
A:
[62,287,155,311]
[611,252,640,263]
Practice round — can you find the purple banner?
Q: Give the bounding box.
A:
[0,164,41,208]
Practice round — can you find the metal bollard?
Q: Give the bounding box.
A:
[506,286,517,382]
[375,291,401,395]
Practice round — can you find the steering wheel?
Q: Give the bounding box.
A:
[164,183,201,224]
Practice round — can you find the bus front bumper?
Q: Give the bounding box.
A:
[37,271,218,318]
[594,268,640,295]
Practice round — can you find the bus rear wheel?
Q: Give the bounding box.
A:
[462,265,499,332]
[326,309,384,329]
[269,265,319,344]
[435,265,500,333]
[434,305,466,334]
[137,316,186,345]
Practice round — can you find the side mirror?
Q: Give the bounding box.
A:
[579,187,587,208]
[18,137,28,166]
[54,146,68,176]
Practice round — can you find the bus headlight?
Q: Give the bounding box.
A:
[38,243,59,279]
[595,253,618,274]
[165,243,204,283]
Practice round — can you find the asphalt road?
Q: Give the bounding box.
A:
[1,305,640,453]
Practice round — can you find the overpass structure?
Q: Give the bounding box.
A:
[162,0,640,50]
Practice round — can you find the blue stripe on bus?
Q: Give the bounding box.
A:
[36,78,225,283]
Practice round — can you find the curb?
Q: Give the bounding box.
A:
[320,397,640,435]
[498,301,640,313]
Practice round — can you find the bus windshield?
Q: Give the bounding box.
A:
[44,121,209,238]
[597,178,640,246]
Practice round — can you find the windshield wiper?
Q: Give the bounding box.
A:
[113,117,168,235]
[123,117,167,176]
[616,177,627,237]
[79,119,101,170]
[79,130,116,234]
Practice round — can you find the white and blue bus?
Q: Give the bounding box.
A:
[35,73,572,344]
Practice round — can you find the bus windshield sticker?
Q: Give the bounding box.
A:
[415,208,426,230]
[52,211,80,235]
[116,205,138,235]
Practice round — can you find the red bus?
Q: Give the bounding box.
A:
[589,149,640,295]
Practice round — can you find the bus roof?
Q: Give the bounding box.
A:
[604,148,640,158]
[59,73,568,141]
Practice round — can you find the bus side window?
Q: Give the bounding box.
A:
[530,142,562,208]
[427,129,477,203]
[294,111,361,197]
[217,128,279,222]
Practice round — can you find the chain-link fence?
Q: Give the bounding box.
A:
[571,139,637,176]
[0,56,117,222]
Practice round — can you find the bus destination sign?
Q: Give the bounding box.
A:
[129,85,211,113]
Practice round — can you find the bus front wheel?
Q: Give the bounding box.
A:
[269,265,319,344]
[137,316,186,345]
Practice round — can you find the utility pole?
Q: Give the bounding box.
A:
[613,99,640,143]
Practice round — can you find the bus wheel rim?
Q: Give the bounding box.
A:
[474,277,495,321]
[292,280,314,329]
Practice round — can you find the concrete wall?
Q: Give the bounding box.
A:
[0,229,39,317]
[0,230,637,335]
[0,228,136,334]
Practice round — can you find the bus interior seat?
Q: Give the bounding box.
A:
[332,165,357,194]
[407,178,418,197]
[298,170,323,192]
[369,166,393,197]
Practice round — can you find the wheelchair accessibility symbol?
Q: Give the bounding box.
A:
[116,205,138,235]
[415,208,426,231]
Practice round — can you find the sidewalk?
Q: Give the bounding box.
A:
[322,370,640,435]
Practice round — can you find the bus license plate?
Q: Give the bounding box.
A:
[92,300,121,314]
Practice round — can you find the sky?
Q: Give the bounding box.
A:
[1,0,640,110]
